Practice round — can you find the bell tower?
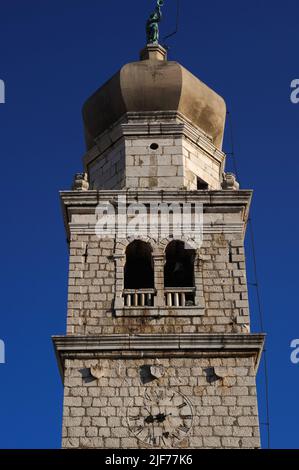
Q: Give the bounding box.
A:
[53,23,264,449]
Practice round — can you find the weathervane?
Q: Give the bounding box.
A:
[146,0,164,45]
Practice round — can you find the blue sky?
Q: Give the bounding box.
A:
[0,0,298,449]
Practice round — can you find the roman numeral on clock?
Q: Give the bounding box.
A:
[144,430,152,445]
[178,402,187,409]
[178,425,189,434]
[134,426,143,436]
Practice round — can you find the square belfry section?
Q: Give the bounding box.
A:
[84,111,225,191]
[53,44,264,449]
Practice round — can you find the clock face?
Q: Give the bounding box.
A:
[127,387,193,448]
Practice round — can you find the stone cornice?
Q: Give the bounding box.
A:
[60,190,252,242]
[83,111,225,169]
[53,333,265,379]
[60,189,252,206]
[120,112,225,165]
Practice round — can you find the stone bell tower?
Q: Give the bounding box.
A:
[53,40,264,449]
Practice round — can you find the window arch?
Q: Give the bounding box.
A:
[164,240,195,288]
[124,240,154,289]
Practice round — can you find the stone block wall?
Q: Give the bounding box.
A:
[88,140,125,190]
[83,112,225,191]
[66,232,249,336]
[183,139,222,190]
[62,356,260,449]
[57,188,260,450]
[125,137,184,189]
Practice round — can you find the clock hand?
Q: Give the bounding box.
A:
[153,412,172,423]
[144,411,173,424]
[144,414,155,424]
[152,413,156,446]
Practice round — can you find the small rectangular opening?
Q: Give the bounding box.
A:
[197,177,209,190]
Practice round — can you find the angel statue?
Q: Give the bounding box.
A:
[146,0,164,45]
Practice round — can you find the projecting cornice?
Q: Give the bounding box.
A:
[53,333,265,379]
[83,111,225,169]
[60,189,252,242]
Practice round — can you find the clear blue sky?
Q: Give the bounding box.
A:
[0,0,298,449]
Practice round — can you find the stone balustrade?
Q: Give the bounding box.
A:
[164,287,196,307]
[123,289,156,307]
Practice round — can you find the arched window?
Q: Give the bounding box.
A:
[164,240,195,288]
[124,240,154,289]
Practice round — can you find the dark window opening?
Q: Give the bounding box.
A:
[185,292,196,305]
[197,177,209,190]
[164,240,195,288]
[150,143,159,150]
[124,241,154,289]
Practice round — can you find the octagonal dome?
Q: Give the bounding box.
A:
[82,46,226,151]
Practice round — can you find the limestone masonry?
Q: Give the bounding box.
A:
[53,44,264,449]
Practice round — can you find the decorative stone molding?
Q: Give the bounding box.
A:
[60,189,252,242]
[72,173,89,191]
[82,111,226,191]
[112,235,205,314]
[53,333,265,378]
[222,173,240,191]
[83,110,223,166]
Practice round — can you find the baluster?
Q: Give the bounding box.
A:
[167,292,172,307]
[126,294,131,307]
[174,292,179,307]
[141,293,145,306]
[181,292,186,307]
[134,293,138,307]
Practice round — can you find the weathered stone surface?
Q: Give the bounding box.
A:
[64,229,250,336]
[57,49,261,449]
[84,113,225,191]
[61,356,260,449]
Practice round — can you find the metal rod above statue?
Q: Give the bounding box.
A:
[146,0,165,45]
